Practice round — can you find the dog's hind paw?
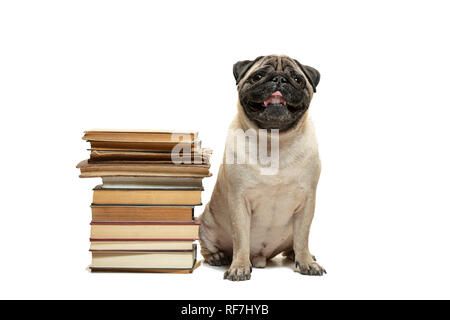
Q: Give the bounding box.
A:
[283,250,316,262]
[294,260,326,276]
[251,255,267,268]
[204,251,230,266]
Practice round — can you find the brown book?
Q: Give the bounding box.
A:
[92,186,202,205]
[90,221,200,240]
[77,160,211,178]
[100,176,203,189]
[89,244,197,269]
[88,140,200,152]
[83,129,198,143]
[91,205,194,222]
[89,149,210,163]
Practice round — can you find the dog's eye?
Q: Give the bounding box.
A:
[251,73,264,82]
[294,76,305,87]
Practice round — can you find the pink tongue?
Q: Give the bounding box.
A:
[271,91,282,97]
[263,91,285,107]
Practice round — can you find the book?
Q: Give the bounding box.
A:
[90,261,201,274]
[83,129,198,143]
[89,240,194,251]
[91,205,194,222]
[77,160,211,178]
[92,186,203,205]
[90,244,197,269]
[89,149,210,163]
[90,221,200,240]
[88,140,200,152]
[100,176,203,189]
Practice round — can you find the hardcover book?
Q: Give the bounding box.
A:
[90,221,200,240]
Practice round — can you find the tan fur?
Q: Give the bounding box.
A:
[199,55,325,280]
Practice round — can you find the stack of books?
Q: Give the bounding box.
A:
[77,129,211,273]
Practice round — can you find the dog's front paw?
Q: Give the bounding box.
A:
[294,256,326,276]
[224,262,252,281]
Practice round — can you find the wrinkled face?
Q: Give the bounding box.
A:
[235,55,320,131]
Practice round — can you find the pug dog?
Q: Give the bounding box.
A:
[199,55,324,281]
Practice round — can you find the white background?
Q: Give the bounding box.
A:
[1,0,450,299]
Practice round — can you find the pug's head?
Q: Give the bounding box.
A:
[234,55,320,131]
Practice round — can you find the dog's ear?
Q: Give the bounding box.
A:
[233,56,263,85]
[294,60,320,92]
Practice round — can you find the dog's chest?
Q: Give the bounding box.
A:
[244,174,307,256]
